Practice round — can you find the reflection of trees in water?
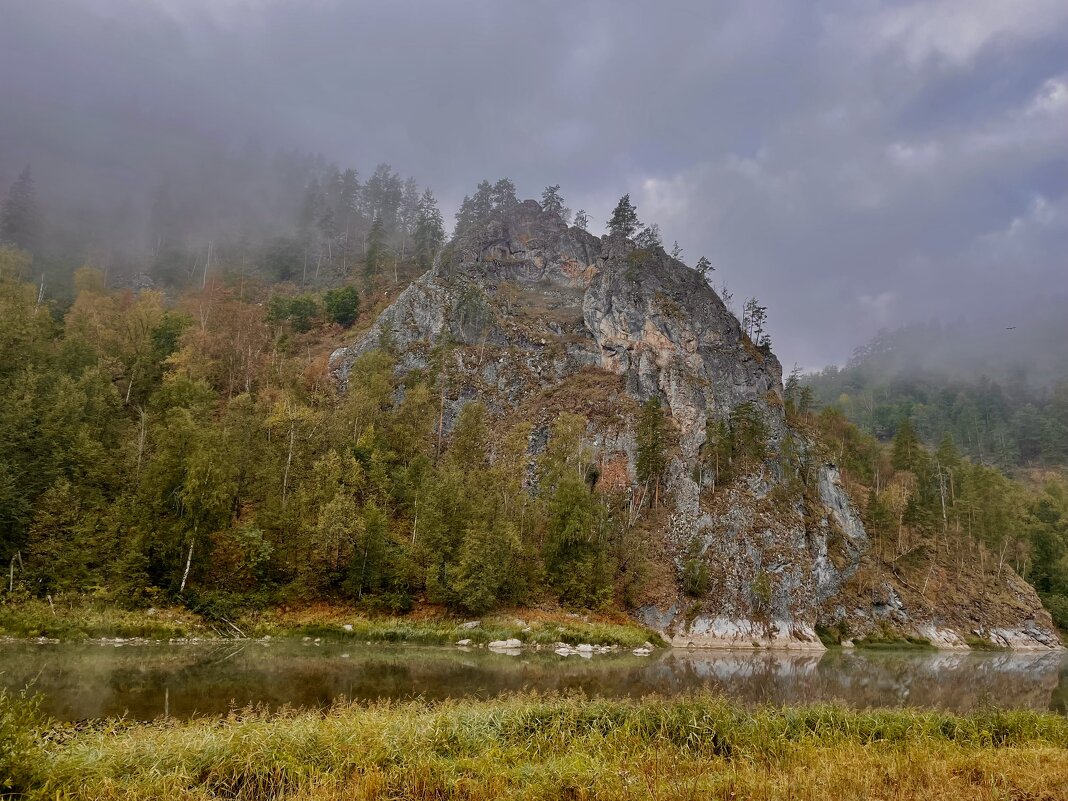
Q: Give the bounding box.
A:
[0,642,1065,721]
[1052,660,1068,714]
[663,649,1064,712]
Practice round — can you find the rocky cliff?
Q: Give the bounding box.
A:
[330,199,1061,650]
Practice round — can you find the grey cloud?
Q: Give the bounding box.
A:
[1,0,1065,368]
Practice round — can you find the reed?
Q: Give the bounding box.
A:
[8,692,1068,800]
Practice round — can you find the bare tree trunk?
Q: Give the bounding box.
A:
[436,382,446,462]
[179,536,194,593]
[282,424,296,507]
[136,407,147,473]
[411,497,419,545]
[358,539,369,600]
[201,241,211,289]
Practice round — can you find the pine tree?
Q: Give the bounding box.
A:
[695,256,714,278]
[413,188,444,270]
[573,209,590,231]
[0,167,40,253]
[670,240,683,259]
[741,298,768,342]
[541,184,564,216]
[490,178,517,212]
[635,224,662,250]
[607,194,640,238]
[365,215,387,279]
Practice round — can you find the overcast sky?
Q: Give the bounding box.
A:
[1,0,1066,369]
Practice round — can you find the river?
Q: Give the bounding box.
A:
[2,640,1065,721]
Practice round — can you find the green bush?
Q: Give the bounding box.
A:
[324,285,360,327]
[268,294,320,332]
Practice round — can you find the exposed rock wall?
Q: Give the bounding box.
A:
[330,200,1061,651]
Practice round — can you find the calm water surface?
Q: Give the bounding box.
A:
[1,640,1066,721]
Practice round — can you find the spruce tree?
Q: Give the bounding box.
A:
[607,194,640,238]
[365,214,387,279]
[891,418,923,472]
[0,166,39,252]
[471,180,493,218]
[413,188,444,269]
[636,397,668,506]
[490,178,517,212]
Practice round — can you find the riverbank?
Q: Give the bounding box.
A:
[4,692,1067,800]
[0,600,662,649]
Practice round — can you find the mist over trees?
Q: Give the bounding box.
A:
[0,137,442,308]
[807,316,1068,467]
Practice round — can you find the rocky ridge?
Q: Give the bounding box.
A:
[330,199,1061,651]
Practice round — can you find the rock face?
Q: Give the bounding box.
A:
[330,199,1061,651]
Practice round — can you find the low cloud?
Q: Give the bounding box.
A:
[0,0,1064,368]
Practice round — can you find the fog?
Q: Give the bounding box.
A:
[1,0,1066,369]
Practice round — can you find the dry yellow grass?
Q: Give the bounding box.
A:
[15,694,1068,800]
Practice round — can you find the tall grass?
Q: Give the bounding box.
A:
[257,616,662,648]
[0,600,662,648]
[0,599,198,640]
[17,694,1068,800]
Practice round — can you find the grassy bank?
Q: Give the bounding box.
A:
[0,600,662,648]
[245,606,662,648]
[5,693,1068,800]
[0,600,201,641]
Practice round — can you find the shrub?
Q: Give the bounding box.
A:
[324,285,360,327]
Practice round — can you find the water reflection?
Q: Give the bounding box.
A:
[0,640,1064,721]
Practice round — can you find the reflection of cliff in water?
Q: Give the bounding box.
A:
[658,649,1065,712]
[0,641,1064,721]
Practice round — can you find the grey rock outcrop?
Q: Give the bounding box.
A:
[330,199,1061,651]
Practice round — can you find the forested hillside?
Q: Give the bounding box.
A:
[799,321,1068,631]
[0,224,667,620]
[805,321,1068,468]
